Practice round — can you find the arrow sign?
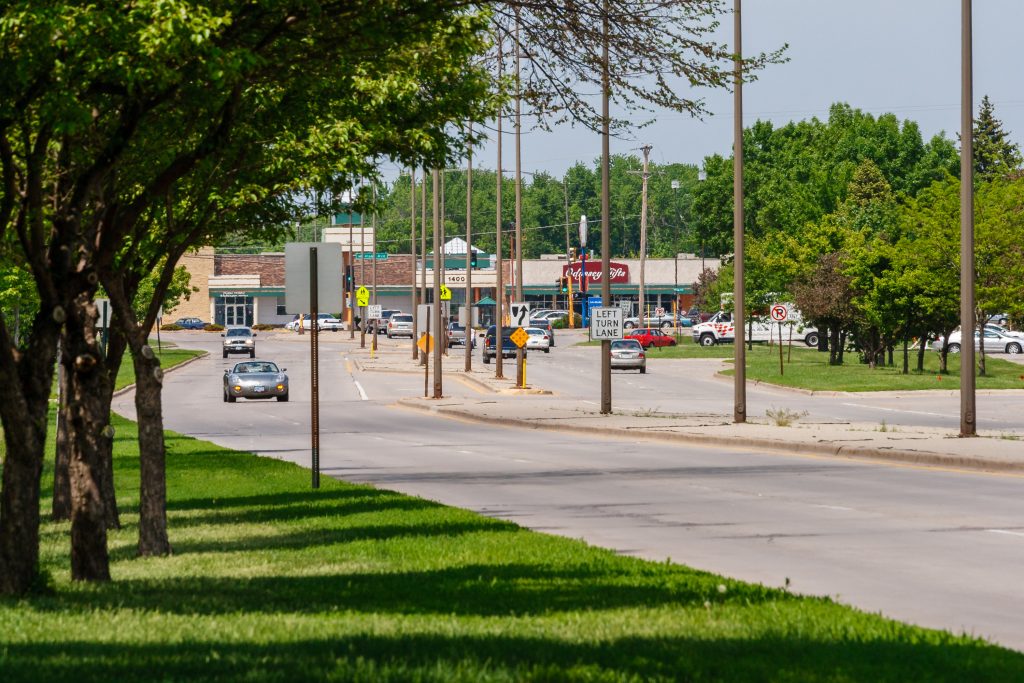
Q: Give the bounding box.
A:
[356,286,370,307]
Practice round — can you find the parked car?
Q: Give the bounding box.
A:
[528,318,557,347]
[366,309,402,334]
[931,329,1023,355]
[992,313,1010,326]
[524,327,552,352]
[610,339,646,373]
[624,313,692,330]
[221,326,257,358]
[445,321,476,348]
[686,307,713,323]
[536,310,569,321]
[625,327,678,349]
[985,323,1024,339]
[285,313,343,331]
[386,313,414,338]
[223,360,288,402]
[173,317,207,330]
[482,325,527,364]
[691,310,819,348]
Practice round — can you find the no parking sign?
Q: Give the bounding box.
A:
[770,304,789,322]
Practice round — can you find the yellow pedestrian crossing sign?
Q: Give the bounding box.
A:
[440,285,452,301]
[356,286,370,307]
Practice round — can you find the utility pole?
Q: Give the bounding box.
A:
[495,36,505,379]
[433,168,443,398]
[960,0,976,436]
[410,169,418,360]
[465,122,474,373]
[733,0,747,424]
[514,11,525,388]
[420,165,428,365]
[360,183,366,349]
[348,219,355,339]
[638,145,652,324]
[372,182,378,353]
[600,0,611,415]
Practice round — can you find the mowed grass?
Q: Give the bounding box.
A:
[579,337,1024,391]
[113,348,206,390]
[1,417,1022,681]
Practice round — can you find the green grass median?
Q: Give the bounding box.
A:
[2,415,1021,681]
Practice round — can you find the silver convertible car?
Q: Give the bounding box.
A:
[223,361,289,402]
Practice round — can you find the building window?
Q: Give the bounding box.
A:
[276,296,287,315]
[214,295,253,327]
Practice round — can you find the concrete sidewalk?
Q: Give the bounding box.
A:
[313,331,1024,473]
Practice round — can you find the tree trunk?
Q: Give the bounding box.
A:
[902,338,909,375]
[838,331,847,364]
[52,354,72,521]
[132,341,172,556]
[828,326,842,365]
[916,329,927,372]
[64,300,111,582]
[977,320,987,377]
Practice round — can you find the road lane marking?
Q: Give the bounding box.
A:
[840,403,952,418]
[810,504,854,511]
[354,381,369,401]
[987,529,1024,538]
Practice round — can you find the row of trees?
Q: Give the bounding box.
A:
[703,99,1024,373]
[2,1,765,594]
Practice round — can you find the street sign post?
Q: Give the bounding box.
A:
[590,307,623,341]
[770,303,788,376]
[509,302,531,329]
[367,304,382,319]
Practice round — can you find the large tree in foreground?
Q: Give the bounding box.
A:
[0,0,494,592]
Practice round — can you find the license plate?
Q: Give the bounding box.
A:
[253,386,265,393]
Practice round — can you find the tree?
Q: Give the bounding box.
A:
[973,96,1022,180]
[0,0,495,592]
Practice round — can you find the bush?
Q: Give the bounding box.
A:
[252,323,277,331]
[204,323,224,332]
[160,323,183,331]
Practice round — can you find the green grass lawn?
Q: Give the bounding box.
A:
[2,416,1021,681]
[113,348,206,391]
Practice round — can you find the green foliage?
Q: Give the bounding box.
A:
[973,95,1022,180]
[203,323,224,332]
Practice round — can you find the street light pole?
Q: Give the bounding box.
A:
[420,165,428,366]
[495,37,505,379]
[514,11,526,388]
[733,0,747,424]
[433,168,443,398]
[638,144,652,324]
[410,169,418,360]
[960,0,976,437]
[465,123,474,373]
[600,0,612,415]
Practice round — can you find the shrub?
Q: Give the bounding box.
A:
[160,323,183,331]
[204,323,224,332]
[252,323,277,331]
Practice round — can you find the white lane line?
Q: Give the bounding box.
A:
[457,450,473,455]
[840,402,952,418]
[987,529,1024,538]
[354,381,369,401]
[810,504,854,511]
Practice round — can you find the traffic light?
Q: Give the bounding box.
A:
[559,276,569,294]
[470,251,478,269]
[569,248,576,262]
[344,265,353,290]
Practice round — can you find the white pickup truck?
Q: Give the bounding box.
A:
[691,311,820,347]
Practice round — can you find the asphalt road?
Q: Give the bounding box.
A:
[114,331,1024,651]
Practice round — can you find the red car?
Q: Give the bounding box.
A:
[625,327,678,349]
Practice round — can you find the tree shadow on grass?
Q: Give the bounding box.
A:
[2,629,1021,683]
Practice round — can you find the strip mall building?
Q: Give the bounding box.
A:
[171,217,720,326]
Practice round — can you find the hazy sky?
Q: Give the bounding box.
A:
[383,1,1023,179]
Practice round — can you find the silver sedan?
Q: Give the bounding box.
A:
[223,361,289,402]
[610,339,646,373]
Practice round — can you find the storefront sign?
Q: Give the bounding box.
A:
[562,261,630,284]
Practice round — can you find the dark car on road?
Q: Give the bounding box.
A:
[223,360,289,402]
[482,325,527,364]
[174,317,207,330]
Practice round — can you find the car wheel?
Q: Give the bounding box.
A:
[483,354,490,364]
[660,321,672,330]
[948,343,961,354]
[1007,342,1022,355]
[386,333,392,339]
[222,350,228,358]
[624,321,636,329]
[277,393,289,402]
[699,333,716,347]
[544,347,550,353]
[249,350,255,358]
[226,393,236,403]
[805,332,820,347]
[223,391,228,403]
[640,366,646,374]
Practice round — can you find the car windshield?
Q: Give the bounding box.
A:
[226,328,251,337]
[450,324,464,332]
[392,315,412,322]
[234,362,278,374]
[612,340,641,350]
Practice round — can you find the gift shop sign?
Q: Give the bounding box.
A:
[562,261,630,284]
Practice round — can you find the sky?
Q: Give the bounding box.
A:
[380,0,1024,180]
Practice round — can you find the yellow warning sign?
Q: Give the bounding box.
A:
[416,332,434,354]
[440,285,452,301]
[509,327,529,348]
[356,286,370,307]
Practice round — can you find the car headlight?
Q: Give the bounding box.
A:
[233,385,242,392]
[276,384,285,391]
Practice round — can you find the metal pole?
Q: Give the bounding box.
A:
[360,185,366,348]
[420,165,428,365]
[732,0,747,424]
[349,220,355,339]
[372,183,378,353]
[411,169,418,359]
[600,0,612,414]
[960,0,976,437]
[310,247,320,489]
[465,123,474,373]
[514,11,526,387]
[495,37,505,379]
[639,144,651,327]
[433,169,444,398]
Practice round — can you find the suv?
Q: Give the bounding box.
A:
[222,326,257,358]
[286,313,343,331]
[482,325,526,364]
[367,309,402,334]
[446,321,476,348]
[386,314,414,338]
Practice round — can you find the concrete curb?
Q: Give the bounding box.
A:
[112,350,210,398]
[396,398,1024,474]
[713,370,1024,398]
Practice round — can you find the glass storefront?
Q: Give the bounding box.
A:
[214,295,253,327]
